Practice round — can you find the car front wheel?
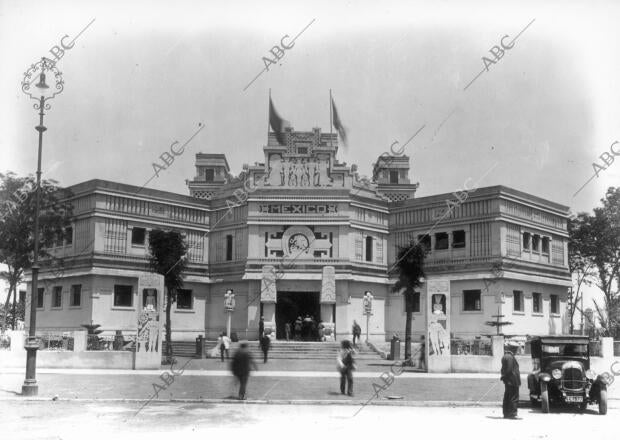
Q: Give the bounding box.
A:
[541,382,550,413]
[599,389,607,415]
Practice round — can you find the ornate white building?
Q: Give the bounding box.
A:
[27,126,572,343]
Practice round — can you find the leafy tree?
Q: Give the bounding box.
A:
[148,229,188,363]
[0,172,71,329]
[392,239,427,362]
[567,215,596,334]
[569,187,620,337]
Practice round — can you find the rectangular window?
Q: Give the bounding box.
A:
[19,290,26,304]
[542,237,550,254]
[513,290,523,312]
[205,169,214,182]
[52,286,62,308]
[113,285,133,307]
[131,227,146,246]
[37,287,45,308]
[65,226,73,245]
[463,290,481,311]
[70,285,81,307]
[409,291,421,313]
[176,289,193,309]
[452,230,466,248]
[226,234,233,261]
[389,170,399,184]
[297,147,308,155]
[532,234,540,252]
[550,294,559,314]
[435,232,449,250]
[533,292,542,313]
[417,234,431,251]
[365,236,373,262]
[523,232,531,251]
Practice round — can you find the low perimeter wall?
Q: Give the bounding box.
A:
[0,330,150,369]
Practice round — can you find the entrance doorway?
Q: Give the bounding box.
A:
[276,291,320,340]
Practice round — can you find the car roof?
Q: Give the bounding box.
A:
[530,335,590,344]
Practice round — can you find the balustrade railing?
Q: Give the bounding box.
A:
[450,337,492,356]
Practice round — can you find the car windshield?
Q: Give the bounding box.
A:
[542,344,588,356]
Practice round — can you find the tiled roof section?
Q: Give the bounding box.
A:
[394,185,569,215]
[65,179,209,208]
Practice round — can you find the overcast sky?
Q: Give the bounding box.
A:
[1,0,619,308]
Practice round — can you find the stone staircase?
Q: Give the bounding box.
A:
[166,340,381,360]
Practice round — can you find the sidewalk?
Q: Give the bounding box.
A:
[1,357,617,407]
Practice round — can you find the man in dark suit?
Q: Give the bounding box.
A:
[258,316,265,338]
[231,342,257,400]
[501,341,521,419]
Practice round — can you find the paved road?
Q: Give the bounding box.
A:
[1,401,618,440]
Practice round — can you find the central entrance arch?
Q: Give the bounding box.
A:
[275,291,320,340]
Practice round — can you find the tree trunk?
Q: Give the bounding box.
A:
[3,283,13,328]
[165,287,173,362]
[11,285,17,330]
[405,309,412,361]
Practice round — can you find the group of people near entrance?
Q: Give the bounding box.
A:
[284,315,321,341]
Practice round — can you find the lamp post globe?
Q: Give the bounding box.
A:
[20,58,65,396]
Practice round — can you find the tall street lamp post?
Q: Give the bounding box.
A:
[20,58,64,396]
[363,291,373,343]
[224,289,235,338]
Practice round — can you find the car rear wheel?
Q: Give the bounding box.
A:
[599,389,607,415]
[541,382,550,413]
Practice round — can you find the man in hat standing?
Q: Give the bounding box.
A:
[501,341,521,419]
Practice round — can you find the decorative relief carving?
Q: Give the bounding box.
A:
[261,265,277,303]
[265,154,333,187]
[320,266,336,304]
[265,226,332,259]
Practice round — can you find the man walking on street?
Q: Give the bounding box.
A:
[231,342,257,400]
[501,341,521,419]
[337,340,355,396]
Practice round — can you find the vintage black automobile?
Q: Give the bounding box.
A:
[527,336,609,414]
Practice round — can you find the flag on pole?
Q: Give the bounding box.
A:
[269,97,290,145]
[331,97,348,147]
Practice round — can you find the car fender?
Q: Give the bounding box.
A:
[527,373,539,392]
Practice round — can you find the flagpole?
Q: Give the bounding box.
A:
[268,88,271,144]
[329,89,333,148]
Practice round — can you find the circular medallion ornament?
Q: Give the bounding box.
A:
[289,233,309,253]
[281,226,314,258]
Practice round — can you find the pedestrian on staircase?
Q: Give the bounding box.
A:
[260,332,271,363]
[218,332,231,362]
[294,316,303,341]
[285,322,292,341]
[352,321,362,347]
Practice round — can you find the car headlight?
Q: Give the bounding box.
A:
[585,369,596,380]
[539,373,551,382]
[552,369,562,380]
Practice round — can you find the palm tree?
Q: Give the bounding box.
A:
[148,229,188,363]
[392,239,427,362]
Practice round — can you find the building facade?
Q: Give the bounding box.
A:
[27,127,572,342]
